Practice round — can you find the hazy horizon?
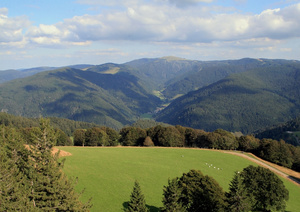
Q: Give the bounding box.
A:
[1,0,300,70]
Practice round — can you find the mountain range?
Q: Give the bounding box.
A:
[0,66,161,129]
[1,57,300,133]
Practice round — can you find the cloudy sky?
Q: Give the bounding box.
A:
[1,0,300,69]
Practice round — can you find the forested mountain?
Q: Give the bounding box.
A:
[0,67,161,129]
[0,65,93,84]
[125,56,201,90]
[162,58,296,99]
[156,62,300,134]
[0,67,57,84]
[1,57,300,133]
[255,116,300,146]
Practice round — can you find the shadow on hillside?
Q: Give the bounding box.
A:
[122,202,160,212]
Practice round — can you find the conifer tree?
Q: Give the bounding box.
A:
[0,125,34,211]
[226,172,251,212]
[127,180,148,212]
[162,178,186,212]
[27,118,92,211]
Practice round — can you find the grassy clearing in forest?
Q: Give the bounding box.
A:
[58,147,300,212]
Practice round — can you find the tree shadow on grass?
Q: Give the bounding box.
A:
[122,202,160,212]
[288,175,300,185]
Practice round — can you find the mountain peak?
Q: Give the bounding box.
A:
[160,56,187,61]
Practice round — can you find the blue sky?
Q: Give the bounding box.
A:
[1,0,300,69]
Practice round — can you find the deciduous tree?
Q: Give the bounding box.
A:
[55,128,72,146]
[119,127,146,146]
[101,126,119,146]
[73,129,86,146]
[160,169,227,212]
[240,165,289,212]
[143,136,154,147]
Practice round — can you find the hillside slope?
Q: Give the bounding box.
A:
[125,56,201,90]
[162,58,300,100]
[0,65,93,84]
[0,67,161,129]
[156,63,300,134]
[255,116,300,146]
[2,57,300,132]
[0,67,56,84]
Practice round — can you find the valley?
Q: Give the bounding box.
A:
[1,57,300,135]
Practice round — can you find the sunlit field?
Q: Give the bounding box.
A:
[58,147,300,212]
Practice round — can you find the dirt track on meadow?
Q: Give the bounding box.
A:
[221,150,300,187]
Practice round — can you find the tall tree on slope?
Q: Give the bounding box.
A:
[27,118,92,210]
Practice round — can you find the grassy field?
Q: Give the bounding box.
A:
[58,147,300,212]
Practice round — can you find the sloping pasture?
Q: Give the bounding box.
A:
[58,147,300,212]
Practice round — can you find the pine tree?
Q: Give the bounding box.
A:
[0,125,35,211]
[27,118,92,211]
[0,120,91,211]
[226,172,251,212]
[162,178,186,212]
[127,180,148,212]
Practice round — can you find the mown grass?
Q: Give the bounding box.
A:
[58,147,300,212]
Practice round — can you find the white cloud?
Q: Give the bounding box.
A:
[248,4,300,40]
[0,7,8,16]
[2,2,300,54]
[76,0,140,7]
[78,48,129,57]
[167,0,213,7]
[51,2,300,44]
[0,8,30,46]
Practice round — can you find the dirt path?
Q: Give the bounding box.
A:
[52,147,72,157]
[222,151,300,187]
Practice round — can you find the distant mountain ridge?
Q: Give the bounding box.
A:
[156,61,300,134]
[0,67,161,129]
[0,65,94,84]
[1,57,300,133]
[125,57,201,90]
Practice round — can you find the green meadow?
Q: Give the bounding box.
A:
[58,147,300,212]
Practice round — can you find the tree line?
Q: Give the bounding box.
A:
[73,125,300,172]
[126,165,289,212]
[1,111,299,171]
